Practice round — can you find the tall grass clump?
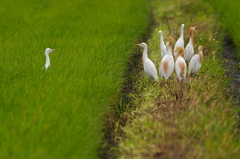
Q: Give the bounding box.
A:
[0,0,150,158]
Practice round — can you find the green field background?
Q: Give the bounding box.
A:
[0,0,149,158]
[206,0,240,54]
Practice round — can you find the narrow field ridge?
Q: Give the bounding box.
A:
[112,0,240,158]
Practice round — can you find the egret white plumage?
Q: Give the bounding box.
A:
[44,48,56,70]
[184,26,196,63]
[188,45,203,76]
[159,36,174,81]
[174,24,185,57]
[158,31,167,58]
[136,43,158,81]
[174,46,187,82]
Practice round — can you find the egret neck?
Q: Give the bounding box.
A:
[180,24,184,40]
[160,32,165,49]
[142,45,148,63]
[199,49,203,64]
[167,46,172,56]
[190,30,194,47]
[45,52,50,69]
[167,36,173,56]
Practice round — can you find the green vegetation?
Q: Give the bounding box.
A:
[206,0,240,56]
[2,0,240,158]
[0,0,150,158]
[113,0,240,158]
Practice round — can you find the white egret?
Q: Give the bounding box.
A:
[174,46,187,83]
[136,43,158,81]
[159,36,174,81]
[188,45,203,76]
[44,48,56,70]
[184,26,196,64]
[174,24,185,57]
[158,31,167,58]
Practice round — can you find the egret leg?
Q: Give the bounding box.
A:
[180,79,184,97]
[186,60,189,67]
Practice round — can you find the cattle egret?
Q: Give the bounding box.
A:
[188,45,204,76]
[174,46,187,83]
[174,24,185,57]
[159,36,174,81]
[136,43,158,81]
[44,48,56,70]
[184,26,196,63]
[158,31,167,58]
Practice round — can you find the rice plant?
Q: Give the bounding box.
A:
[0,0,150,158]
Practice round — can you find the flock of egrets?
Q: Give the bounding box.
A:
[43,23,203,85]
[136,24,204,83]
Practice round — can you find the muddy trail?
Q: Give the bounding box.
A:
[224,38,240,105]
[223,38,240,129]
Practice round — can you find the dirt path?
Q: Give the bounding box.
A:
[224,38,240,105]
[223,38,240,129]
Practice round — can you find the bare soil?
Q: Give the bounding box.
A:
[223,38,240,105]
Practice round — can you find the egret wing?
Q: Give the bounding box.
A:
[185,44,194,61]
[144,59,158,80]
[188,54,199,75]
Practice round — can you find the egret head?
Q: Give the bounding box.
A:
[166,42,169,47]
[45,48,56,54]
[174,46,184,56]
[198,45,203,51]
[136,42,147,48]
[181,24,184,29]
[189,26,196,34]
[158,30,162,34]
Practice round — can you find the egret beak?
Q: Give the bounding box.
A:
[136,44,141,46]
[173,49,178,52]
[51,49,56,51]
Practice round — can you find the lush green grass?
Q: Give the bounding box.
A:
[0,0,150,158]
[206,0,240,56]
[114,0,240,158]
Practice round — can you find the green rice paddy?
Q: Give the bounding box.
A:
[1,0,240,158]
[0,0,149,158]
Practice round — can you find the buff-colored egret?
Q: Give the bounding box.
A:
[174,46,187,83]
[44,48,56,70]
[174,24,185,57]
[158,31,167,58]
[136,43,158,81]
[159,36,174,82]
[174,46,187,95]
[188,45,203,76]
[184,26,196,64]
